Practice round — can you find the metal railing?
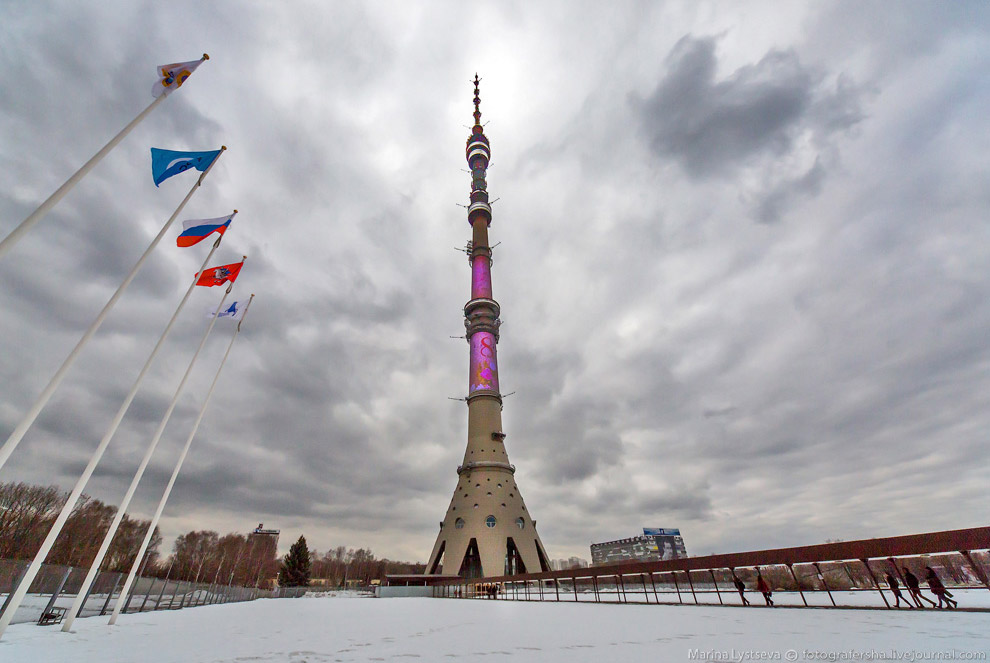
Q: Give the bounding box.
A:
[427,526,990,610]
[0,558,304,626]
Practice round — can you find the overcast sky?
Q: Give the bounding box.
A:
[1,1,989,564]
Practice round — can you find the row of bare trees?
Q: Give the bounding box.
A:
[310,546,425,586]
[2,481,426,589]
[162,530,280,587]
[0,481,161,571]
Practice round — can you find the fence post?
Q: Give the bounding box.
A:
[572,575,579,602]
[672,572,683,604]
[860,559,890,609]
[709,570,723,605]
[959,551,990,592]
[592,575,600,603]
[648,572,659,604]
[155,578,171,611]
[39,567,72,623]
[121,578,139,614]
[100,575,122,616]
[786,564,807,606]
[78,570,101,617]
[812,563,835,606]
[685,570,698,604]
[140,578,157,613]
[0,563,29,619]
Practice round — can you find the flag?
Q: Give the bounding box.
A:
[151,148,222,187]
[208,300,246,320]
[196,261,244,287]
[177,215,233,247]
[153,58,205,98]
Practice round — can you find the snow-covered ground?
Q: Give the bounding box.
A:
[2,592,988,662]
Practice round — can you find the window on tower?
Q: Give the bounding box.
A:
[486,515,497,528]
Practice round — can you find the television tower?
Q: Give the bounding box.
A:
[425,76,551,578]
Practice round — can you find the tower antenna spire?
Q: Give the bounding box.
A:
[473,73,482,126]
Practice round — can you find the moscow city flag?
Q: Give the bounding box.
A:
[196,261,244,287]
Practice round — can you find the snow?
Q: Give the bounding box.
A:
[2,592,989,662]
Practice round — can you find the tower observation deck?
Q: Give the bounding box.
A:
[425,76,551,578]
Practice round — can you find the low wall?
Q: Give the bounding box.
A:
[375,586,434,598]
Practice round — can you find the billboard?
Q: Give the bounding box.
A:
[643,528,680,537]
[643,527,687,560]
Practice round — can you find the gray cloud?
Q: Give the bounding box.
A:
[1,2,988,566]
[636,36,862,180]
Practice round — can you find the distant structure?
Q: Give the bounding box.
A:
[591,528,688,565]
[551,557,590,571]
[249,523,280,548]
[425,76,551,578]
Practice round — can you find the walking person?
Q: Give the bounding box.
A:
[732,573,750,606]
[755,570,774,607]
[886,572,913,609]
[902,567,936,608]
[925,567,957,609]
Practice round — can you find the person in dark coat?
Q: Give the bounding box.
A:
[732,573,750,606]
[755,570,774,606]
[886,572,913,608]
[925,566,957,609]
[902,567,936,608]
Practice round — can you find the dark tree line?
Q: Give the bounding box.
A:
[160,529,280,587]
[0,481,161,571]
[309,546,425,586]
[2,481,425,589]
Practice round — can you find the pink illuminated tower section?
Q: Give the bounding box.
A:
[464,76,500,396]
[425,76,551,579]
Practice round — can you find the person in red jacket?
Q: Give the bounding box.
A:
[755,570,774,606]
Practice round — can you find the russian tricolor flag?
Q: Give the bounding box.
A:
[177,213,234,247]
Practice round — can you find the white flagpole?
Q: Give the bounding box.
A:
[0,54,210,259]
[110,291,254,625]
[61,221,235,632]
[0,227,234,643]
[0,147,226,477]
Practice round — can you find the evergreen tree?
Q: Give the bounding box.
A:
[278,535,311,587]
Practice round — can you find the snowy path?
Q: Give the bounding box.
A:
[2,594,988,662]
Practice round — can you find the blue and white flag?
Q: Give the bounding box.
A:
[151,148,222,187]
[207,300,245,320]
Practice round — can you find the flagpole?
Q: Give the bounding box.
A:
[0,55,210,259]
[110,291,254,625]
[0,96,164,257]
[0,147,226,478]
[60,222,235,632]
[0,230,234,643]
